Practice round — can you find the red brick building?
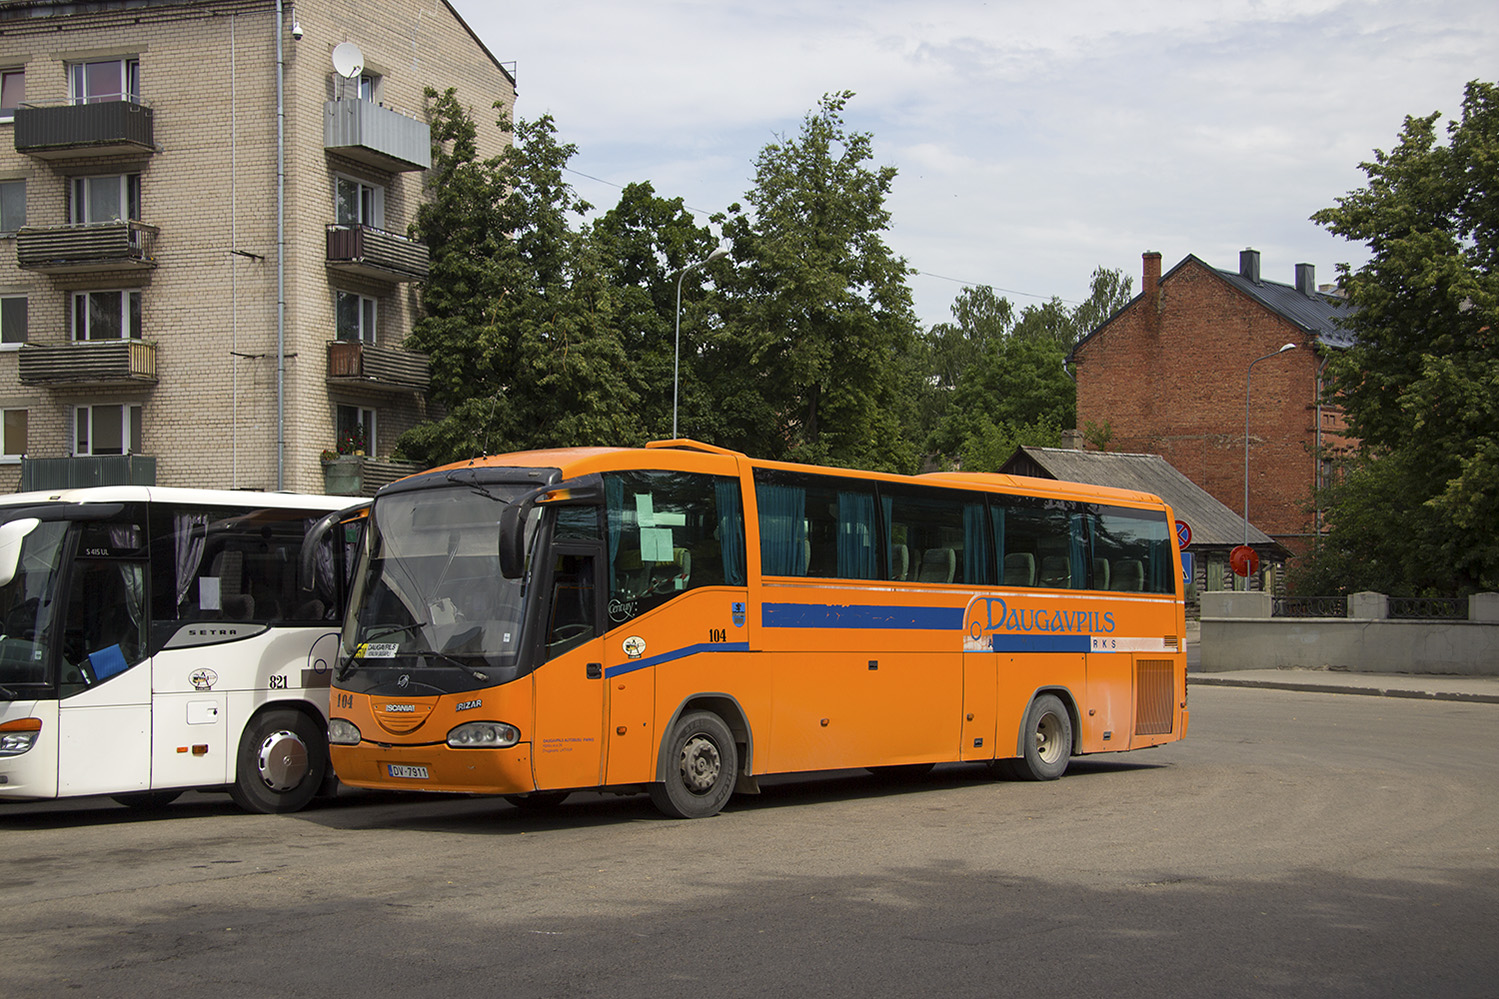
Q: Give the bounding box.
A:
[1067,249,1356,589]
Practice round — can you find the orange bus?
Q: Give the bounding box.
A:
[326,440,1187,818]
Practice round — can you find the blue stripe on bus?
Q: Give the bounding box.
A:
[605,642,751,679]
[762,603,965,631]
[987,634,1093,654]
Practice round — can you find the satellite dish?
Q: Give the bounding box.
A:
[331,42,365,79]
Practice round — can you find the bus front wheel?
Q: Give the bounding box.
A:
[1003,694,1073,781]
[229,708,329,814]
[649,710,737,819]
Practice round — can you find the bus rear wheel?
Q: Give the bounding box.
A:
[1004,694,1073,781]
[229,708,328,814]
[649,710,737,819]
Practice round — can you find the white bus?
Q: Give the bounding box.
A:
[0,487,359,813]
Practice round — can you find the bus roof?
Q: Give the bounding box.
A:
[0,485,351,511]
[421,441,1171,511]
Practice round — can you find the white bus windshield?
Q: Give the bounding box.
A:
[0,519,68,698]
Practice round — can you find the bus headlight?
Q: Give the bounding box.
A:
[328,718,362,745]
[447,721,519,748]
[0,718,41,756]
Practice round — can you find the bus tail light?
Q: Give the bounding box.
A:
[328,718,362,745]
[447,721,519,748]
[0,717,41,757]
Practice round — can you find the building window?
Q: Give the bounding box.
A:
[70,174,141,224]
[0,69,24,121]
[335,176,383,228]
[356,74,378,101]
[336,291,376,344]
[0,180,24,233]
[1,295,27,346]
[2,408,26,460]
[74,403,142,455]
[336,404,375,455]
[69,57,140,105]
[73,290,142,341]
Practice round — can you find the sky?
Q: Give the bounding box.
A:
[447,0,1497,330]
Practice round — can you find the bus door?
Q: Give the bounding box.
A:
[55,517,153,796]
[529,510,607,792]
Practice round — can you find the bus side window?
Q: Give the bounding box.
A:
[546,552,598,657]
[62,558,147,692]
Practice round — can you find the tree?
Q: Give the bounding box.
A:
[707,92,920,471]
[398,91,641,465]
[918,267,1132,468]
[1302,79,1499,594]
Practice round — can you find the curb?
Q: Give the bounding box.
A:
[1189,674,1499,705]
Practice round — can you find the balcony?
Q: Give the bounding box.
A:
[18,339,157,387]
[16,220,158,273]
[20,455,156,490]
[323,98,430,173]
[14,100,155,159]
[321,455,423,497]
[326,224,428,282]
[326,340,430,395]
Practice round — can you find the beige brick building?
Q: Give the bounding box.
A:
[0,0,514,494]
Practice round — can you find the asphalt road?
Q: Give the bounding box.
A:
[2,686,1497,999]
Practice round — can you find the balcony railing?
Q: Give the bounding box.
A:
[322,455,423,498]
[13,100,155,158]
[326,224,429,282]
[326,340,430,395]
[323,98,430,173]
[20,455,156,490]
[16,220,158,273]
[18,339,157,386]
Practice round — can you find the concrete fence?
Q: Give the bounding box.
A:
[1200,591,1499,676]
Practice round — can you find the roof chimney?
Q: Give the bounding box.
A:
[1143,251,1162,331]
[1239,248,1261,285]
[1295,262,1315,297]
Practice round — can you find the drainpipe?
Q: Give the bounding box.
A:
[275,0,286,490]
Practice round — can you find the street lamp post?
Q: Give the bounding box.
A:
[1241,342,1297,588]
[672,242,730,439]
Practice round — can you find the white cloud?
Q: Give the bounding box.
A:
[449,0,1498,325]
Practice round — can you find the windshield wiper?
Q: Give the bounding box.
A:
[336,621,428,680]
[444,470,505,503]
[420,646,491,683]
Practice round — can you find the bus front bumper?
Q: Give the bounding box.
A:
[330,741,534,795]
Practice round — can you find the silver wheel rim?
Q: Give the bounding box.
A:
[256,729,309,791]
[1033,712,1064,765]
[679,734,721,795]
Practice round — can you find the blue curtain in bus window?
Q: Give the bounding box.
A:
[715,478,747,586]
[837,491,878,579]
[1069,513,1088,589]
[990,505,1005,572]
[1146,520,1168,592]
[962,502,988,584]
[757,483,807,576]
[605,475,625,575]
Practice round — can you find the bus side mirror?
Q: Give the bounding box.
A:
[0,518,40,587]
[498,498,533,580]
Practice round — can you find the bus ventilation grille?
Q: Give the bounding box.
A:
[1135,660,1175,736]
[1164,635,1179,652]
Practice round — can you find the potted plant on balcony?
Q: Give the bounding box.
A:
[320,423,368,495]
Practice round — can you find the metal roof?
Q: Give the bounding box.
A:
[1001,446,1287,553]
[1209,261,1357,349]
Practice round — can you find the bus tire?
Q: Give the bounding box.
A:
[1007,694,1073,781]
[229,708,328,814]
[111,790,183,809]
[649,710,737,819]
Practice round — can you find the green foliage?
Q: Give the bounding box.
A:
[708,92,921,472]
[916,267,1131,467]
[953,417,1065,474]
[1299,79,1499,595]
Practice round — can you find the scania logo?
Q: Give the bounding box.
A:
[397,674,410,689]
[383,703,416,713]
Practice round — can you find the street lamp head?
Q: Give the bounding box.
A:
[1278,342,1297,353]
[706,241,730,264]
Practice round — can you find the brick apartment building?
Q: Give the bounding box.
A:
[1067,249,1356,589]
[0,0,513,495]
